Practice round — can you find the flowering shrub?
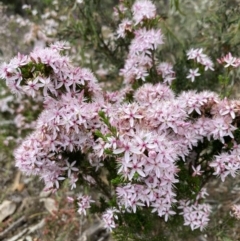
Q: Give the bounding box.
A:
[1,0,240,240]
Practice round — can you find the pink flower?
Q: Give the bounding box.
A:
[130,28,164,53]
[192,165,203,177]
[231,204,240,220]
[77,194,95,216]
[69,174,78,190]
[210,117,236,143]
[157,62,176,85]
[186,68,200,82]
[38,76,57,96]
[132,0,156,25]
[217,53,239,68]
[61,159,79,178]
[120,54,151,83]
[187,48,214,71]
[50,41,70,51]
[121,103,143,127]
[102,208,119,231]
[210,146,240,181]
[113,136,142,163]
[219,100,236,119]
[127,154,146,180]
[179,200,211,231]
[116,19,132,38]
[224,53,237,67]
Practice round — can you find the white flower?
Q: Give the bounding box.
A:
[192,165,203,176]
[186,68,200,82]
[61,159,79,178]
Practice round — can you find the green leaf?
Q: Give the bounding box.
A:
[94,130,107,141]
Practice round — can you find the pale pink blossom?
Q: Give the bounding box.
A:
[132,0,156,25]
[187,48,214,71]
[231,204,240,220]
[61,159,79,178]
[77,194,95,216]
[192,165,203,177]
[217,52,240,68]
[186,68,200,82]
[102,208,119,231]
[116,19,132,38]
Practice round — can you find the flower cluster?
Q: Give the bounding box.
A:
[77,194,95,216]
[3,50,239,228]
[210,144,240,181]
[179,201,211,231]
[120,27,164,84]
[179,188,210,231]
[131,0,156,25]
[156,62,176,85]
[117,0,164,84]
[186,48,215,82]
[187,48,214,71]
[116,19,133,38]
[0,42,100,98]
[1,0,240,234]
[102,208,119,231]
[217,52,240,68]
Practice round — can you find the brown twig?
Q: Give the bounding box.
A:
[0,215,26,239]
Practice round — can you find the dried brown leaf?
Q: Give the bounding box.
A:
[40,198,58,215]
[0,200,17,222]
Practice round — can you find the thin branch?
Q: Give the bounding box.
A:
[0,215,26,239]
